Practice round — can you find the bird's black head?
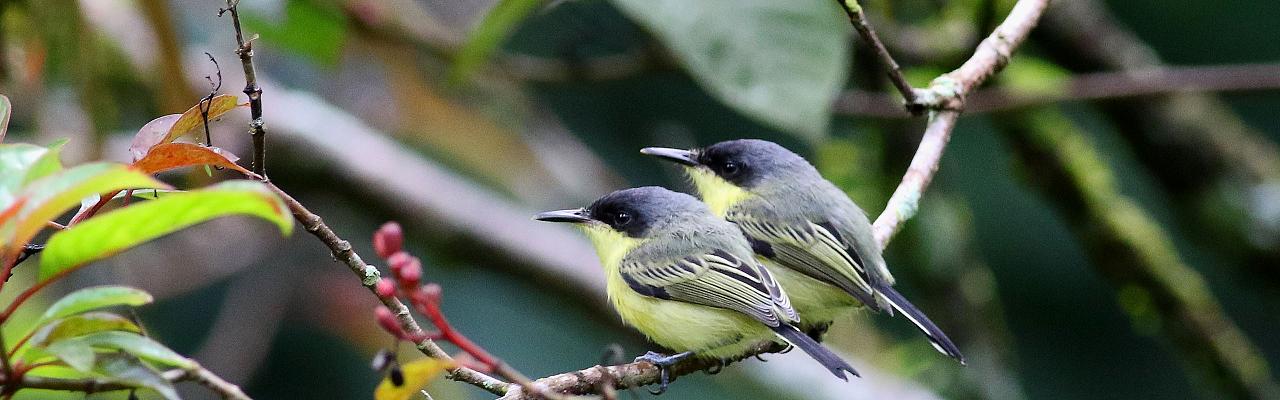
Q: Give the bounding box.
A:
[535,186,707,238]
[643,139,810,189]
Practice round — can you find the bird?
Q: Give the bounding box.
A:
[535,186,857,394]
[641,139,966,364]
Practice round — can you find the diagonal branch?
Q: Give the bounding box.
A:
[871,0,1050,246]
[263,183,512,396]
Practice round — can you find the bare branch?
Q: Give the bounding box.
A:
[871,0,1049,246]
[262,183,512,395]
[835,0,921,111]
[220,0,267,177]
[4,367,249,400]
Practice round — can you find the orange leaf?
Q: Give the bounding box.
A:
[132,143,251,176]
[127,95,245,161]
[166,95,243,142]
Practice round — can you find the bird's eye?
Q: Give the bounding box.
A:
[614,212,632,226]
[722,161,740,176]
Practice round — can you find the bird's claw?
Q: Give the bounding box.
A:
[704,359,727,375]
[778,342,795,354]
[754,354,769,362]
[634,351,693,395]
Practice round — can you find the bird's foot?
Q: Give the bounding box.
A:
[704,358,728,375]
[778,342,795,354]
[634,351,693,395]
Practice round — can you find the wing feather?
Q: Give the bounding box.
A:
[729,208,891,312]
[621,249,797,327]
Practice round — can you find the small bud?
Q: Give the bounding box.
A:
[374,222,404,259]
[421,283,443,303]
[375,306,405,339]
[387,251,411,275]
[398,257,422,289]
[375,278,396,298]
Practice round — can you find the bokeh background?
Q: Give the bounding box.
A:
[2,0,1279,399]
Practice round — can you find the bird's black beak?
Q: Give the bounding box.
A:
[640,147,700,167]
[534,208,593,223]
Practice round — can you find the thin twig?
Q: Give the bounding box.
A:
[871,0,1049,246]
[835,0,920,112]
[3,367,248,400]
[199,52,224,147]
[261,183,511,395]
[186,365,252,400]
[220,0,267,177]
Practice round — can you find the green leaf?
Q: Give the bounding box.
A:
[449,0,544,82]
[41,286,153,323]
[18,312,141,360]
[0,143,51,208]
[39,180,294,282]
[2,163,168,254]
[609,0,850,139]
[22,138,68,185]
[94,353,180,400]
[47,331,195,370]
[0,94,10,142]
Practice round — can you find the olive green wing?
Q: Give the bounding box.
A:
[620,249,798,327]
[727,208,891,312]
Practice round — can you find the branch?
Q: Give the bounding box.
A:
[220,1,267,177]
[370,224,555,398]
[871,0,1049,246]
[836,0,921,111]
[262,183,512,396]
[4,367,249,400]
[835,63,1280,118]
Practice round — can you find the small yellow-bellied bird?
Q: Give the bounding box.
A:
[642,140,965,364]
[536,186,857,393]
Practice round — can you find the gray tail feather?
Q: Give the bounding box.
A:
[881,286,967,364]
[772,324,859,380]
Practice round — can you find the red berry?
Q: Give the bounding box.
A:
[387,251,411,274]
[374,222,404,259]
[421,283,443,303]
[399,257,422,289]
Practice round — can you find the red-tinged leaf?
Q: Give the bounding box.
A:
[128,114,181,161]
[0,94,11,142]
[166,95,243,142]
[1,164,168,256]
[126,95,244,161]
[132,143,251,176]
[0,197,25,227]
